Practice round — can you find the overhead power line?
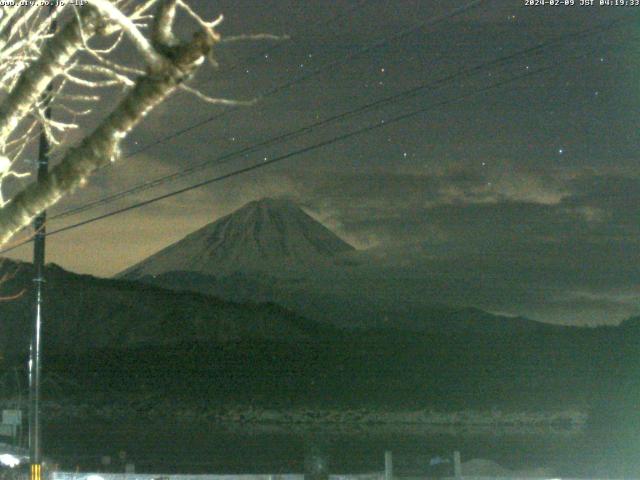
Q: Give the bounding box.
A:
[46,1,373,170]
[42,0,484,223]
[0,42,605,256]
[49,15,633,222]
[204,0,374,80]
[85,0,485,168]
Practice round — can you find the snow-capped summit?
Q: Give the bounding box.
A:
[118,197,354,278]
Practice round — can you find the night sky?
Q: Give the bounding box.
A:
[4,0,640,325]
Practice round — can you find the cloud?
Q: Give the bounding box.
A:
[296,163,567,245]
[289,166,640,325]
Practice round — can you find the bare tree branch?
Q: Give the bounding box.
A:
[0,0,219,245]
[86,0,164,70]
[0,6,104,149]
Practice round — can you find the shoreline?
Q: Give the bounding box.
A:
[31,401,588,436]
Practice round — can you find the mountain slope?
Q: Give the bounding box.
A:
[136,269,563,334]
[119,198,355,278]
[0,259,331,358]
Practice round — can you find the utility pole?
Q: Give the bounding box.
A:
[29,6,56,480]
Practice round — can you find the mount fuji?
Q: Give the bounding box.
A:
[118,198,553,334]
[119,198,355,279]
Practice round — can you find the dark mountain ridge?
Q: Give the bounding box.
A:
[0,259,333,359]
[136,269,567,335]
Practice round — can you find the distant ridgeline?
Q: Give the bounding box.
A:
[0,257,639,419]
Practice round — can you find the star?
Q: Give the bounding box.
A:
[558,148,564,155]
